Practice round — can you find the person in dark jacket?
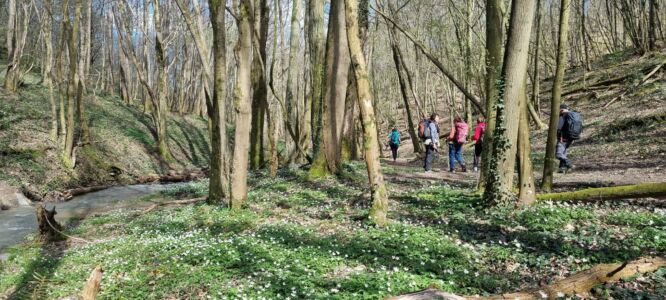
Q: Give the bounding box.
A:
[557,104,574,173]
[423,113,440,172]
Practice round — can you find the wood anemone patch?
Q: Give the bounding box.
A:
[387,257,666,300]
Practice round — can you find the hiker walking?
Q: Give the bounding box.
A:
[557,104,583,173]
[419,113,440,172]
[471,116,486,172]
[447,116,468,172]
[388,127,401,162]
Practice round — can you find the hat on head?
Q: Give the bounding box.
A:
[560,104,569,110]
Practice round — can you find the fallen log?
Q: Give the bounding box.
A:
[537,182,666,202]
[137,169,207,183]
[81,266,103,300]
[387,257,666,300]
[139,197,207,214]
[36,205,62,242]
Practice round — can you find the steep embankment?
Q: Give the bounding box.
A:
[0,83,210,196]
[533,49,666,190]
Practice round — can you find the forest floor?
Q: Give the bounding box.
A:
[1,163,664,299]
[1,47,665,299]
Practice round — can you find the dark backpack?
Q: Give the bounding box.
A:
[566,111,583,140]
[417,119,430,140]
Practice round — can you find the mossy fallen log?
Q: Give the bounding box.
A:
[537,182,666,202]
[387,257,666,300]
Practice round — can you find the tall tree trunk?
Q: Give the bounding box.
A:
[286,0,302,162]
[648,0,657,50]
[249,0,269,170]
[345,0,389,226]
[208,0,230,203]
[76,0,92,145]
[39,1,57,142]
[153,0,171,161]
[230,0,254,209]
[388,28,421,154]
[310,0,350,177]
[542,0,572,192]
[517,82,536,206]
[63,0,82,169]
[484,0,537,205]
[532,0,542,115]
[308,0,326,162]
[581,0,590,71]
[479,0,505,191]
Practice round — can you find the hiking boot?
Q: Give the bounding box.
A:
[558,167,567,174]
[449,169,455,173]
[565,165,575,174]
[461,165,467,172]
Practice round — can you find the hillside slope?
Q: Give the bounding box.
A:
[0,83,210,194]
[532,49,666,190]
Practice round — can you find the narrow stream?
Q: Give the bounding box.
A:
[0,183,180,253]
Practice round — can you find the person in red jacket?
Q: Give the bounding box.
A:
[471,116,486,172]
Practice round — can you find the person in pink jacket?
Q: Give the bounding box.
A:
[471,116,486,172]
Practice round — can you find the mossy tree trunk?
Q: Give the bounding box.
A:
[542,0,572,192]
[230,0,254,209]
[249,0,269,171]
[308,0,327,164]
[484,0,537,205]
[310,0,351,177]
[478,0,505,191]
[346,0,389,226]
[152,0,172,162]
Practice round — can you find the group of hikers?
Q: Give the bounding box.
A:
[387,103,581,173]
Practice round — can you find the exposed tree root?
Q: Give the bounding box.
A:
[537,182,666,202]
[387,257,666,300]
[81,266,103,300]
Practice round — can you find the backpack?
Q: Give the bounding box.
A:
[566,111,583,140]
[390,131,400,145]
[417,119,430,140]
[454,122,469,144]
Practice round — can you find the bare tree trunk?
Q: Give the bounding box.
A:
[542,0,572,192]
[249,0,269,170]
[286,0,302,162]
[346,0,389,226]
[484,0,537,205]
[153,0,172,161]
[648,0,657,50]
[230,0,254,209]
[388,28,422,154]
[38,0,58,142]
[517,82,536,206]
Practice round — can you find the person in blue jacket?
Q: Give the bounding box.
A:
[388,127,401,162]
